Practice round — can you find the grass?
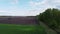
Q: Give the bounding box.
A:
[0,24,46,34]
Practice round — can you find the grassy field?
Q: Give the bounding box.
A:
[0,24,46,34]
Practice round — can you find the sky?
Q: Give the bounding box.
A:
[0,0,60,16]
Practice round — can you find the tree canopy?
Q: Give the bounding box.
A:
[37,8,60,32]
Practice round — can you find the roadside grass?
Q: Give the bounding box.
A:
[0,24,46,34]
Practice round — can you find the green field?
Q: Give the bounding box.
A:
[0,24,46,34]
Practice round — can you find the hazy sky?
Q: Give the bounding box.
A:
[0,0,60,16]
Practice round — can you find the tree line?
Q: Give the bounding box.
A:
[37,8,60,33]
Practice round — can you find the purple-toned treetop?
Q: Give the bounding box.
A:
[0,16,38,25]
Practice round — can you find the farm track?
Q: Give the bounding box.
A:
[40,21,57,34]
